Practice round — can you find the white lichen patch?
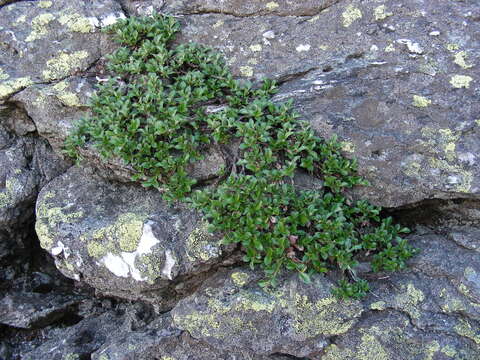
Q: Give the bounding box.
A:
[161,249,176,280]
[42,51,89,81]
[100,221,161,281]
[450,75,473,89]
[412,95,431,107]
[99,12,126,27]
[0,77,33,100]
[14,15,27,25]
[374,5,393,21]
[59,13,95,33]
[265,2,279,10]
[453,51,473,69]
[26,13,55,42]
[239,66,253,77]
[342,5,362,27]
[384,43,395,52]
[296,44,311,52]
[397,39,423,54]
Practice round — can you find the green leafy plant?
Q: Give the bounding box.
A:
[64,13,417,299]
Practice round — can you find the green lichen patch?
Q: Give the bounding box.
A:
[186,221,221,262]
[42,50,89,81]
[374,5,393,21]
[412,95,431,108]
[454,319,480,345]
[393,283,425,319]
[450,75,473,89]
[342,5,362,27]
[0,77,33,100]
[59,13,94,33]
[35,191,84,249]
[453,51,473,69]
[52,80,83,107]
[26,13,55,42]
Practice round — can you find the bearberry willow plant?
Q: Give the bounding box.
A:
[64,14,417,298]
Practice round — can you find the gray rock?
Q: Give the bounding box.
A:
[171,228,480,358]
[22,311,125,360]
[160,0,480,208]
[0,292,81,329]
[35,166,231,305]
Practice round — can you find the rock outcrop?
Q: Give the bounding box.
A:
[0,0,479,359]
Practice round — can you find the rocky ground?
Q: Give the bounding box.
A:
[0,0,479,359]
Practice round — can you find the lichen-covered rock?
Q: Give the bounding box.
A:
[35,166,231,305]
[0,0,124,100]
[160,0,480,208]
[172,268,365,357]
[171,228,480,358]
[91,314,293,360]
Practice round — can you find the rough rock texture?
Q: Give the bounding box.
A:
[0,0,480,359]
[161,0,480,208]
[172,228,480,359]
[36,166,233,306]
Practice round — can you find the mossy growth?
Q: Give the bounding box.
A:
[64,14,417,298]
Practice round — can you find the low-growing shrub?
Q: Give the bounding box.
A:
[65,13,417,298]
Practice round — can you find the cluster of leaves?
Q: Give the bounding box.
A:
[65,14,417,298]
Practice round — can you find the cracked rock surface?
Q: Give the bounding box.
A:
[0,0,479,359]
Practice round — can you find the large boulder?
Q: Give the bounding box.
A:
[171,228,480,358]
[160,0,480,208]
[35,166,232,306]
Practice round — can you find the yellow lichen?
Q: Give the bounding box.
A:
[42,51,89,81]
[358,334,389,360]
[370,301,386,310]
[35,192,84,249]
[446,44,460,52]
[341,141,355,153]
[412,95,431,107]
[342,5,362,27]
[454,51,473,69]
[428,157,473,193]
[0,178,19,208]
[53,81,82,106]
[292,294,362,337]
[394,283,424,319]
[89,213,144,253]
[450,75,473,89]
[186,221,220,262]
[231,272,250,287]
[213,20,224,29]
[26,13,55,42]
[455,319,480,344]
[38,1,53,8]
[239,66,253,77]
[265,2,279,10]
[249,44,262,52]
[0,77,33,99]
[87,241,108,258]
[441,345,457,357]
[423,341,440,360]
[59,13,94,33]
[0,69,9,80]
[374,5,393,21]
